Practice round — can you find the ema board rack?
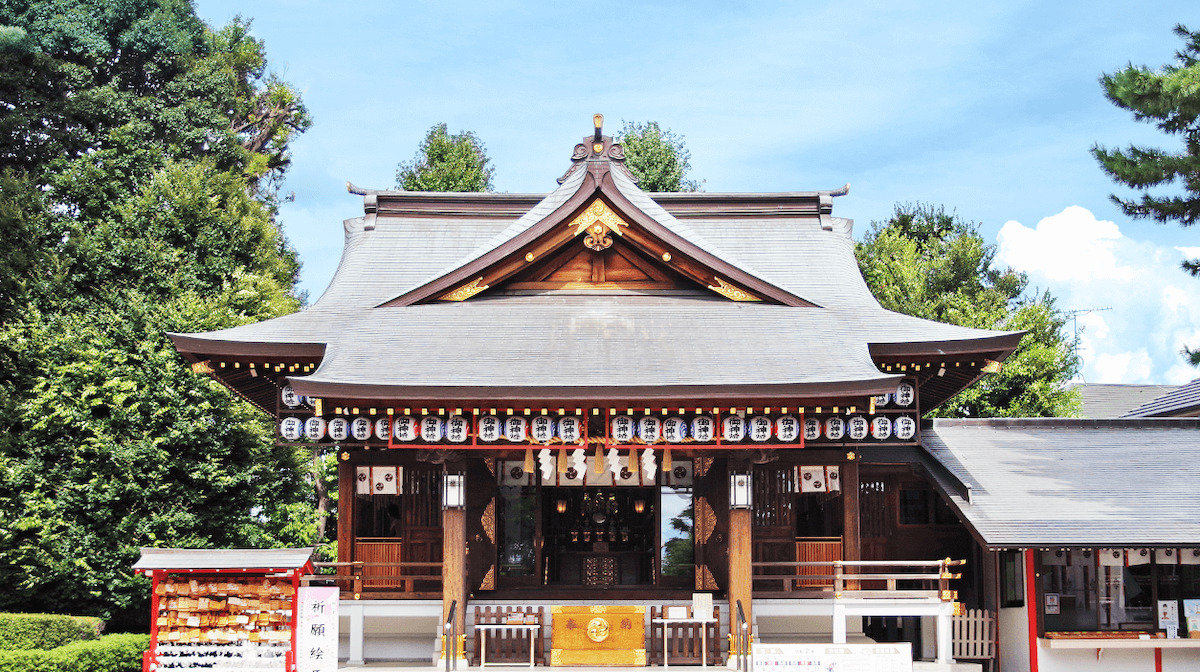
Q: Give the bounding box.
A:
[133,548,315,672]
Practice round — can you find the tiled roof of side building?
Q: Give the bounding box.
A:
[1071,383,1178,418]
[921,418,1200,547]
[1122,377,1200,417]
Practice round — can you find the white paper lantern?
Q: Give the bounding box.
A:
[351,417,371,441]
[281,385,301,408]
[420,416,444,442]
[722,415,746,441]
[446,415,469,443]
[328,417,350,442]
[392,416,418,442]
[774,415,799,442]
[663,417,688,443]
[637,417,661,443]
[871,416,892,440]
[611,415,635,442]
[304,416,326,440]
[894,416,917,441]
[279,417,302,441]
[691,416,715,442]
[749,416,772,442]
[824,417,845,440]
[505,416,527,442]
[531,416,555,443]
[895,382,916,407]
[374,418,391,441]
[874,393,891,407]
[557,416,582,443]
[847,416,869,440]
[478,415,502,442]
[803,417,821,441]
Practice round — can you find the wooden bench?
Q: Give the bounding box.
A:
[472,606,545,666]
[649,604,721,666]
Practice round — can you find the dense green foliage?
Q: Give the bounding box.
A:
[0,633,147,672]
[0,613,103,651]
[616,121,702,192]
[0,1,319,629]
[856,204,1080,417]
[396,123,494,192]
[1093,24,1200,364]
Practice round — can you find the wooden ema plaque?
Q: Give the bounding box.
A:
[550,605,646,666]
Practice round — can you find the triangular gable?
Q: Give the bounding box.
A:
[382,129,814,307]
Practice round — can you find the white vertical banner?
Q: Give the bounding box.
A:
[1127,548,1152,566]
[372,466,398,495]
[825,466,841,491]
[1156,548,1179,565]
[296,586,339,672]
[355,466,371,495]
[799,466,825,493]
[1099,548,1125,566]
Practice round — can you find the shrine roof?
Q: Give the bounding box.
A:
[132,547,316,572]
[920,418,1200,548]
[170,120,1022,406]
[171,294,1017,402]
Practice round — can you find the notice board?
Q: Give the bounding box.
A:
[754,643,913,672]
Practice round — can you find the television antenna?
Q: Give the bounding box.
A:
[1064,307,1111,356]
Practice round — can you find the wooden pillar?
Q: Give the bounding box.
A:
[727,506,753,643]
[841,460,861,562]
[337,456,354,567]
[442,505,468,637]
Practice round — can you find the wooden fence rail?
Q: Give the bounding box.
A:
[953,608,995,661]
[304,561,443,598]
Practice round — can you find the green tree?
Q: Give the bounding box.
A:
[616,121,702,192]
[396,123,494,192]
[1092,24,1200,364]
[856,204,1081,418]
[0,1,318,628]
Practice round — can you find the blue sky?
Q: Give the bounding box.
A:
[196,0,1200,386]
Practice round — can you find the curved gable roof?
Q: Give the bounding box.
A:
[170,122,1024,409]
[381,135,811,307]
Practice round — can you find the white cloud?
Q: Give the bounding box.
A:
[996,206,1200,384]
[1175,246,1200,260]
[996,205,1130,283]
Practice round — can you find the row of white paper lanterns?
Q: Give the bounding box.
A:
[280,412,917,443]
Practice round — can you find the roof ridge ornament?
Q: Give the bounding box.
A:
[557,114,637,185]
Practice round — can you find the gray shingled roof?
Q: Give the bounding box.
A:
[172,151,1021,398]
[175,295,1014,399]
[1122,378,1200,418]
[921,419,1200,547]
[133,547,315,571]
[1071,383,1178,418]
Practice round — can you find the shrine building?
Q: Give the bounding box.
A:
[170,117,1200,672]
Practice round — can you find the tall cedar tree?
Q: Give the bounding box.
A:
[0,1,318,628]
[1092,24,1200,365]
[856,204,1080,418]
[396,123,494,192]
[616,121,703,192]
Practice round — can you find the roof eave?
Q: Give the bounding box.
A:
[168,333,327,359]
[286,378,904,404]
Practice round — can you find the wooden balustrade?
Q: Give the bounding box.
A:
[306,560,443,599]
[752,558,964,599]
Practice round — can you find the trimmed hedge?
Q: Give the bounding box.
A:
[0,633,148,672]
[0,613,104,651]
